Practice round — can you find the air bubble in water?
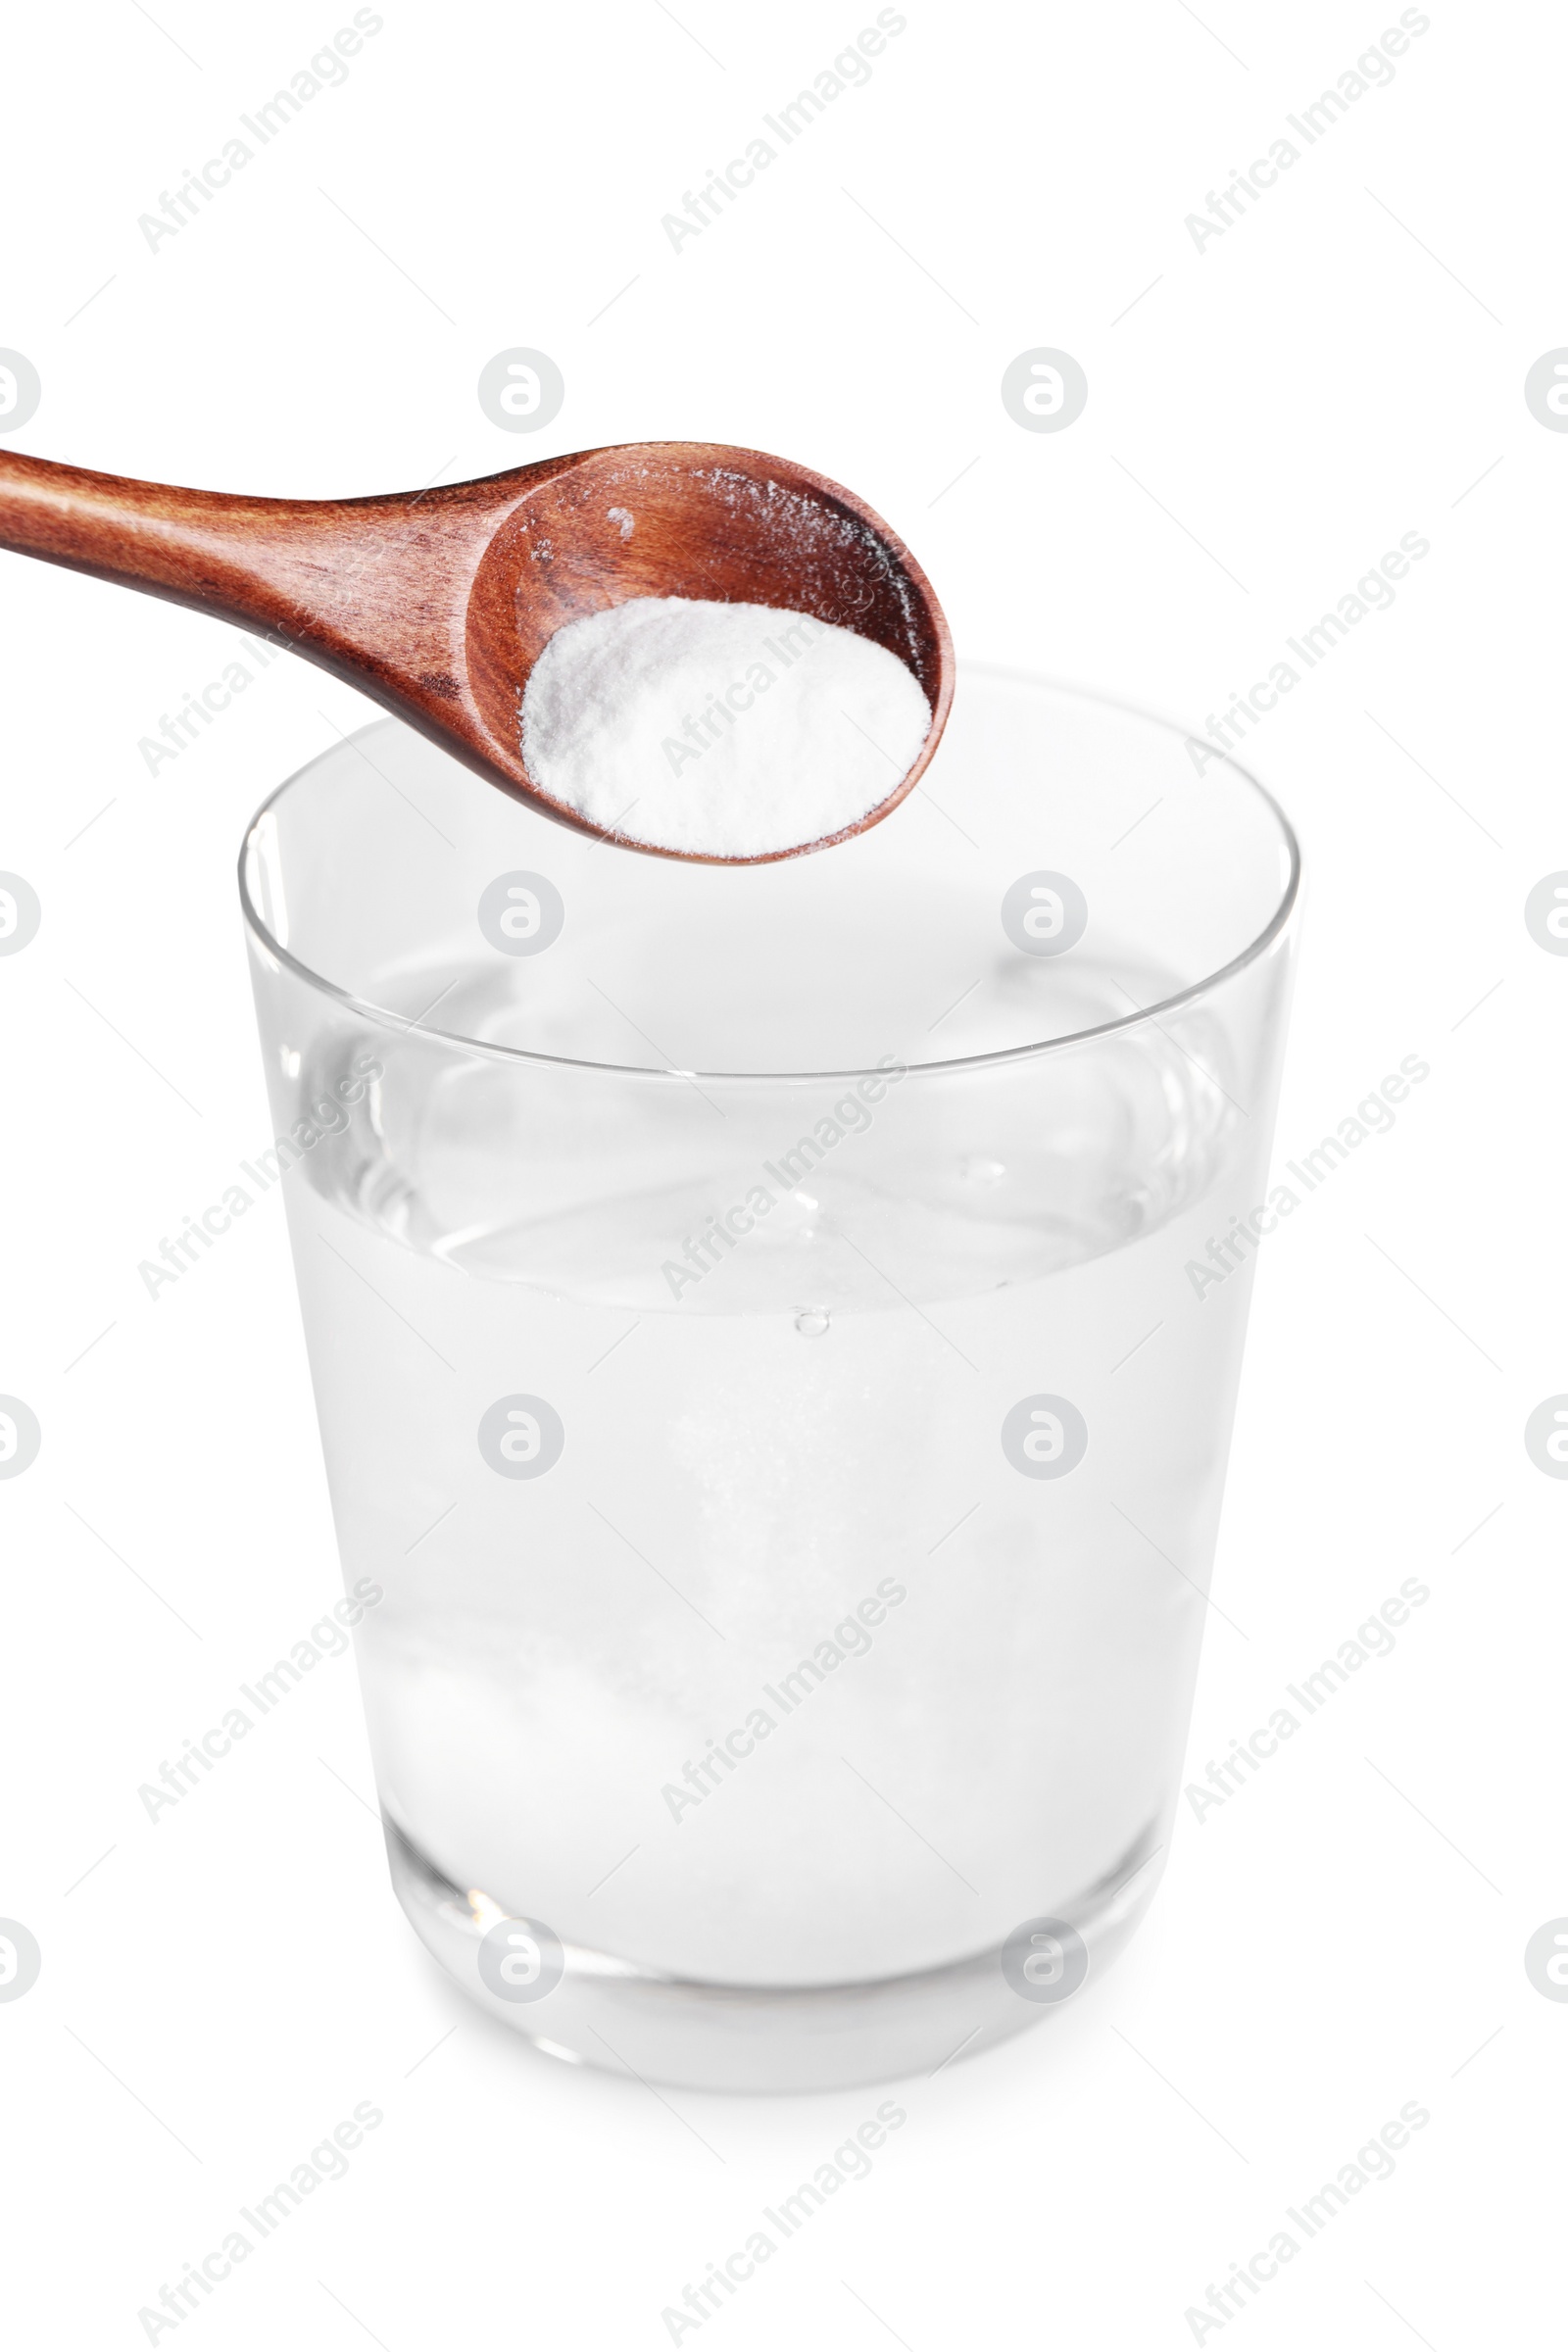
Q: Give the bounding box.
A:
[794,1308,831,1339]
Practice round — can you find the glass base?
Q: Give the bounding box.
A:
[383,1815,1166,2093]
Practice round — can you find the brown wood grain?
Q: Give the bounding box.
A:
[0,441,954,861]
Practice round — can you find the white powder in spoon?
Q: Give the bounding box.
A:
[518,595,931,858]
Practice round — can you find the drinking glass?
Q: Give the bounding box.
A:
[240,666,1299,2091]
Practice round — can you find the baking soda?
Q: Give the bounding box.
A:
[519,595,931,858]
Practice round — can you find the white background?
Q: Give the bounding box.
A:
[1,2,1563,2344]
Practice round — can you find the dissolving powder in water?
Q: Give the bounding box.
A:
[518,595,931,858]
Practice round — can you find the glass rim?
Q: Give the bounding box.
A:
[236,664,1302,1086]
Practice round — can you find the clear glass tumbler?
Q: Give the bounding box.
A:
[240,666,1298,2092]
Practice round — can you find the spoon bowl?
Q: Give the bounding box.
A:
[0,439,954,862]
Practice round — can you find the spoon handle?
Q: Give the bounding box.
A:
[0,448,324,622]
[0,449,497,696]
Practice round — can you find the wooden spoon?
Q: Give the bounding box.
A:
[0,440,954,863]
